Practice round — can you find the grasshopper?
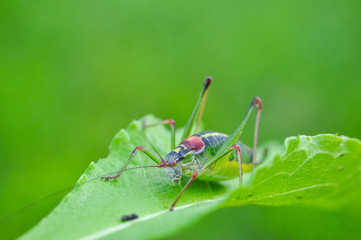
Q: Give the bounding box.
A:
[101,77,262,211]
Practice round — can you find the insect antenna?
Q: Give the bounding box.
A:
[141,119,164,161]
[0,186,73,224]
[0,164,163,224]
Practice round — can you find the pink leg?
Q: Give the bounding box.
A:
[102,146,162,180]
[252,98,262,173]
[144,119,176,150]
[169,172,198,211]
[231,144,243,185]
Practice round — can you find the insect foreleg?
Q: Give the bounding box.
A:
[169,172,198,211]
[182,77,212,139]
[144,119,176,150]
[102,146,162,180]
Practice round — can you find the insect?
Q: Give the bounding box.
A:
[101,77,262,211]
[121,213,138,222]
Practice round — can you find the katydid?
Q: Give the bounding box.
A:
[101,77,262,211]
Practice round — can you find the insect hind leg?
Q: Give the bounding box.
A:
[204,96,262,183]
[182,77,212,139]
[231,96,262,174]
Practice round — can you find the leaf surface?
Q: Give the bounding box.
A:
[224,134,361,209]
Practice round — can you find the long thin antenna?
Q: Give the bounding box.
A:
[0,187,73,224]
[142,118,164,160]
[0,165,162,224]
[141,131,163,161]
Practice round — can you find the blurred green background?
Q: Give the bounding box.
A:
[0,0,360,239]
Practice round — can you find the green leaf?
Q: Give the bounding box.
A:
[20,116,361,240]
[19,115,230,240]
[224,134,361,209]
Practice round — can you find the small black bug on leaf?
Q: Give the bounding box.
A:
[121,213,138,222]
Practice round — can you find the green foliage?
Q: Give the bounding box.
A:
[20,116,361,240]
[226,134,361,208]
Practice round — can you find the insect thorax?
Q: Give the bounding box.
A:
[163,132,227,178]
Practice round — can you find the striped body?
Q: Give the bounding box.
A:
[163,131,253,181]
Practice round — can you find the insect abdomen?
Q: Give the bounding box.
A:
[195,131,253,164]
[167,131,252,165]
[193,131,228,156]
